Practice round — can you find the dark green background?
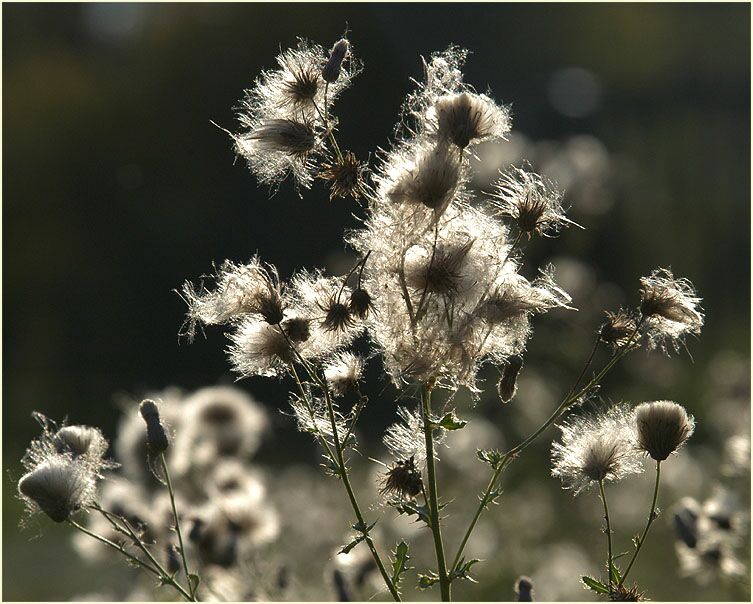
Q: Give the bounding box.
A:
[3,3,750,600]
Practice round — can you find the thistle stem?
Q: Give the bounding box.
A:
[619,461,662,586]
[420,383,451,601]
[598,479,614,589]
[321,380,402,602]
[160,453,196,599]
[451,320,644,571]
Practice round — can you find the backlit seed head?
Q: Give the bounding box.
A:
[53,426,107,459]
[18,457,96,522]
[282,317,311,343]
[348,287,373,320]
[324,352,365,397]
[318,151,366,200]
[244,119,316,156]
[319,296,354,332]
[432,92,511,149]
[634,401,695,461]
[380,456,423,499]
[599,309,640,350]
[405,240,474,297]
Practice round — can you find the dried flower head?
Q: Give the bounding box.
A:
[318,151,367,200]
[319,294,355,332]
[609,584,645,601]
[229,319,294,377]
[282,316,311,343]
[599,308,640,350]
[490,165,580,237]
[324,352,365,397]
[514,576,534,602]
[18,456,98,522]
[639,268,704,352]
[380,455,423,499]
[430,92,511,149]
[348,287,374,320]
[405,239,474,297]
[633,400,695,461]
[551,405,643,495]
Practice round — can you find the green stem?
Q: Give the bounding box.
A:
[451,321,644,571]
[420,384,451,602]
[161,454,196,600]
[619,461,662,586]
[598,480,614,589]
[321,379,402,602]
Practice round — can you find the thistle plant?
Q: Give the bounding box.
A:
[16,34,714,602]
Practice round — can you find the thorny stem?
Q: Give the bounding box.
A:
[450,456,513,574]
[74,514,194,602]
[598,479,614,590]
[321,375,402,602]
[68,519,161,577]
[619,461,662,586]
[451,319,644,571]
[160,453,195,599]
[420,383,451,602]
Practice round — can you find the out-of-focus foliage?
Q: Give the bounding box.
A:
[4,3,749,601]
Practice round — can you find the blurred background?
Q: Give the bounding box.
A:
[3,3,750,601]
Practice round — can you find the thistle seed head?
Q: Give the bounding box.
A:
[380,456,423,499]
[551,405,643,495]
[432,92,511,149]
[599,309,640,350]
[638,268,704,353]
[405,240,474,297]
[282,317,311,343]
[633,401,695,461]
[348,287,373,320]
[609,584,645,601]
[319,296,354,332]
[53,425,108,459]
[18,456,97,522]
[318,151,366,200]
[245,119,316,156]
[324,352,365,397]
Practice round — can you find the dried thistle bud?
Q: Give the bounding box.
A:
[349,287,373,320]
[497,355,523,403]
[322,38,350,83]
[634,401,695,461]
[282,317,311,343]
[139,399,169,455]
[246,118,316,156]
[319,296,354,332]
[609,583,645,601]
[319,151,366,200]
[599,309,639,350]
[514,576,534,602]
[380,455,423,499]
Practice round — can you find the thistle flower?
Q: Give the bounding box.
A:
[380,455,423,499]
[599,308,640,350]
[490,165,580,237]
[639,268,704,352]
[181,257,285,340]
[18,456,98,522]
[324,352,365,397]
[551,405,643,495]
[633,401,694,461]
[429,92,511,149]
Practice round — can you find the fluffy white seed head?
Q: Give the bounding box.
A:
[639,268,704,353]
[551,405,644,495]
[489,165,580,237]
[324,352,365,397]
[18,456,98,522]
[429,92,511,149]
[633,400,695,461]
